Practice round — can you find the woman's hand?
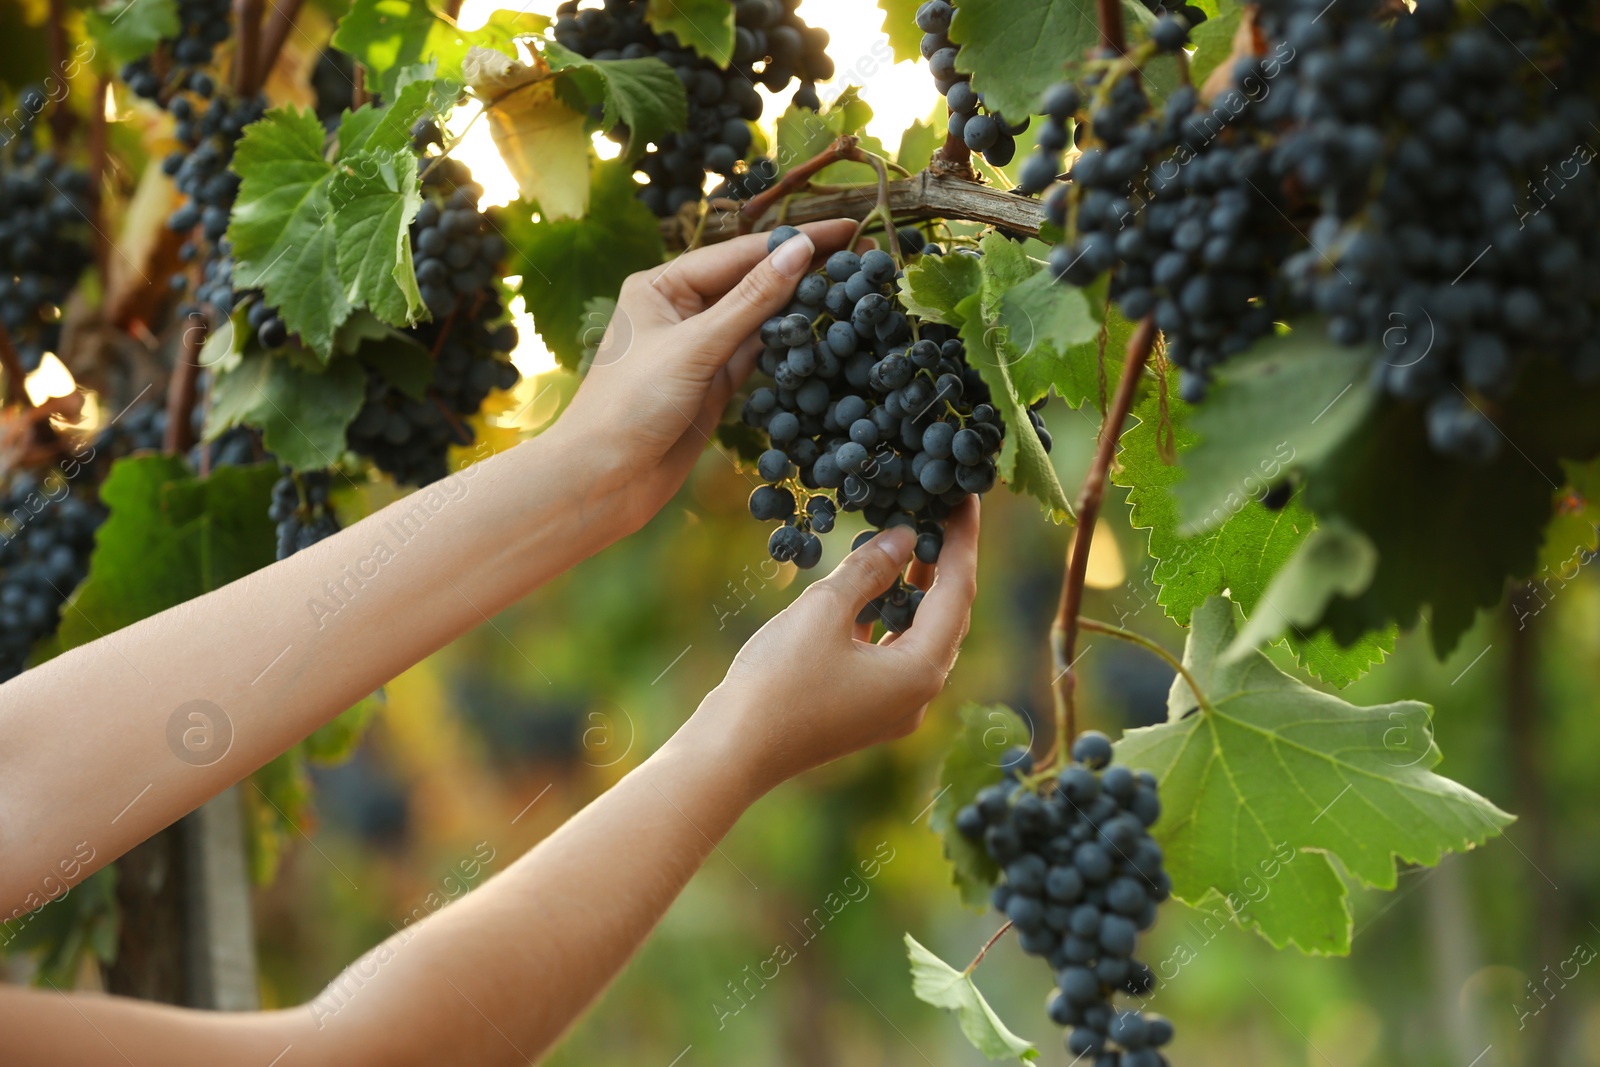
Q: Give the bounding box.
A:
[697,497,982,791]
[555,219,859,532]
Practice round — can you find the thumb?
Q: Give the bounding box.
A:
[696,233,816,353]
[813,526,915,616]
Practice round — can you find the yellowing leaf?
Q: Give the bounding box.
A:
[465,47,593,220]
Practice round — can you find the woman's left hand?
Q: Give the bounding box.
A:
[555,219,859,531]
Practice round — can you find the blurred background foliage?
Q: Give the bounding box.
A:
[202,387,1600,1065]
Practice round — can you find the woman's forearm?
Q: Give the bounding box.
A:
[0,697,764,1067]
[0,424,635,914]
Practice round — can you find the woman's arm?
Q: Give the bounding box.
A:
[0,220,855,915]
[0,502,981,1067]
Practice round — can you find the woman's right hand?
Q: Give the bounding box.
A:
[694,497,981,791]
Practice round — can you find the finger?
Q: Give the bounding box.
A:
[688,232,822,355]
[905,558,935,591]
[896,497,981,667]
[651,219,858,311]
[812,526,916,619]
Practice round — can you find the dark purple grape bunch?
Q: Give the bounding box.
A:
[0,475,105,682]
[121,0,230,101]
[917,0,1029,167]
[269,469,341,561]
[741,226,1004,631]
[955,732,1175,1065]
[0,87,94,372]
[555,0,833,216]
[344,154,519,487]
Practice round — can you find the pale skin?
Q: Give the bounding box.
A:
[0,219,982,1066]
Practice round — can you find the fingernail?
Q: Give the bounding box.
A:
[875,526,915,562]
[769,233,815,277]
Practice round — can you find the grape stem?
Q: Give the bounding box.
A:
[47,0,73,145]
[351,62,370,110]
[964,921,1013,974]
[1078,617,1213,716]
[1096,0,1128,55]
[88,76,112,283]
[163,323,203,456]
[1045,314,1156,767]
[849,148,904,266]
[738,136,860,226]
[256,0,305,86]
[233,0,265,97]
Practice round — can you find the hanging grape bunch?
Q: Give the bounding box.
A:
[0,474,105,681]
[741,228,1010,631]
[269,469,342,561]
[0,88,94,372]
[955,733,1174,1064]
[554,0,833,216]
[1028,0,1600,463]
[121,0,231,101]
[916,0,1032,167]
[343,141,520,487]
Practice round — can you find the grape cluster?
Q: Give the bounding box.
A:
[1261,0,1600,461]
[915,0,1029,167]
[555,0,833,216]
[0,90,94,372]
[269,470,341,561]
[955,733,1175,1064]
[740,227,1009,629]
[161,90,267,303]
[121,0,230,101]
[344,156,520,485]
[94,401,260,470]
[0,475,105,681]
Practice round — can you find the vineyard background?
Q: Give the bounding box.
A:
[0,0,1598,1063]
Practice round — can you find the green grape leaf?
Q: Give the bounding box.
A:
[59,456,278,651]
[1116,597,1513,955]
[329,149,425,327]
[1535,459,1600,575]
[958,292,1072,520]
[84,0,179,65]
[1115,388,1392,686]
[336,74,442,159]
[353,323,434,400]
[930,703,1033,909]
[305,693,383,765]
[576,295,619,373]
[898,251,983,325]
[896,117,943,173]
[247,748,314,885]
[228,106,350,358]
[877,0,924,63]
[465,48,596,221]
[775,87,876,178]
[207,353,368,472]
[1174,322,1380,536]
[645,0,735,66]
[1224,519,1380,664]
[974,232,1034,320]
[2,867,120,988]
[331,0,544,97]
[1305,365,1600,658]
[543,44,690,162]
[996,270,1101,408]
[950,0,1177,120]
[1187,0,1246,88]
[905,934,1038,1062]
[506,163,665,371]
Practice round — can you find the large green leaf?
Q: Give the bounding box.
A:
[84,0,179,66]
[905,934,1038,1062]
[929,703,1032,910]
[646,0,734,66]
[898,251,983,326]
[1224,519,1380,664]
[877,0,923,64]
[60,457,278,650]
[896,117,943,173]
[949,0,1179,120]
[336,75,442,159]
[1115,388,1392,687]
[1174,323,1380,535]
[773,88,885,182]
[1116,597,1513,955]
[331,0,545,97]
[996,270,1101,408]
[543,44,690,163]
[228,107,350,359]
[207,353,368,473]
[330,149,426,328]
[507,163,664,371]
[1306,363,1600,657]
[1188,0,1245,87]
